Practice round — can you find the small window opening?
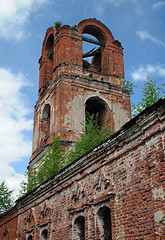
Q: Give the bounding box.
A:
[41,229,48,240]
[74,216,85,240]
[42,104,50,120]
[97,207,112,240]
[46,34,54,60]
[85,97,107,130]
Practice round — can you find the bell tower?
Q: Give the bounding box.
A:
[30,18,131,166]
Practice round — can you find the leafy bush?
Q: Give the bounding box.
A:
[65,113,113,163]
[20,114,113,194]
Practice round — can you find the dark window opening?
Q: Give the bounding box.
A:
[41,229,48,240]
[97,207,112,240]
[46,34,54,60]
[74,216,85,240]
[85,97,107,130]
[42,104,50,120]
[40,104,51,145]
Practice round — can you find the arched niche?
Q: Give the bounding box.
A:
[97,206,112,240]
[41,229,48,240]
[73,215,85,240]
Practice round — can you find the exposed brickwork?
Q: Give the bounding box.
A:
[31,18,131,165]
[0,99,164,239]
[0,19,164,240]
[0,206,17,240]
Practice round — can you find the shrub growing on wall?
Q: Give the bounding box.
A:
[20,114,113,194]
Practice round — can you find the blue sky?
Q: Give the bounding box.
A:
[0,0,165,198]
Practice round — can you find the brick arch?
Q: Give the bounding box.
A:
[78,18,119,75]
[77,18,114,43]
[97,206,112,240]
[41,27,56,57]
[84,95,114,131]
[39,28,55,94]
[73,214,85,240]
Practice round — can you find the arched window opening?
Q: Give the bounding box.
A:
[46,34,54,60]
[97,207,112,240]
[40,104,51,146]
[85,97,107,130]
[27,235,32,240]
[74,216,85,240]
[41,229,48,240]
[82,26,105,72]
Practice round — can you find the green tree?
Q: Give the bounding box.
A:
[0,181,14,214]
[21,114,113,193]
[132,76,165,116]
[18,177,28,197]
[23,135,65,193]
[65,113,113,164]
[37,135,64,184]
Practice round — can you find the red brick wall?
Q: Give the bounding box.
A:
[1,19,164,240]
[1,99,163,239]
[0,206,18,240]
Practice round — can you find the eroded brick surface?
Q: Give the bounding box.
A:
[0,19,164,240]
[31,18,131,164]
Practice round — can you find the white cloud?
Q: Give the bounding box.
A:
[0,68,33,199]
[93,0,142,15]
[131,64,165,81]
[0,0,49,40]
[136,30,165,47]
[152,1,165,9]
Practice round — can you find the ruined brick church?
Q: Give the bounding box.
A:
[0,18,164,240]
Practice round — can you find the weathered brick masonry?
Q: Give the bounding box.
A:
[30,18,131,167]
[0,99,164,239]
[0,19,164,239]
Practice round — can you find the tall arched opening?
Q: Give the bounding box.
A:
[85,96,109,130]
[73,215,85,240]
[45,34,54,61]
[97,206,112,240]
[82,25,106,72]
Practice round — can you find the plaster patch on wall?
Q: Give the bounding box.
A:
[152,187,164,200]
[154,210,164,223]
[113,102,128,131]
[63,94,84,132]
[63,100,72,127]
